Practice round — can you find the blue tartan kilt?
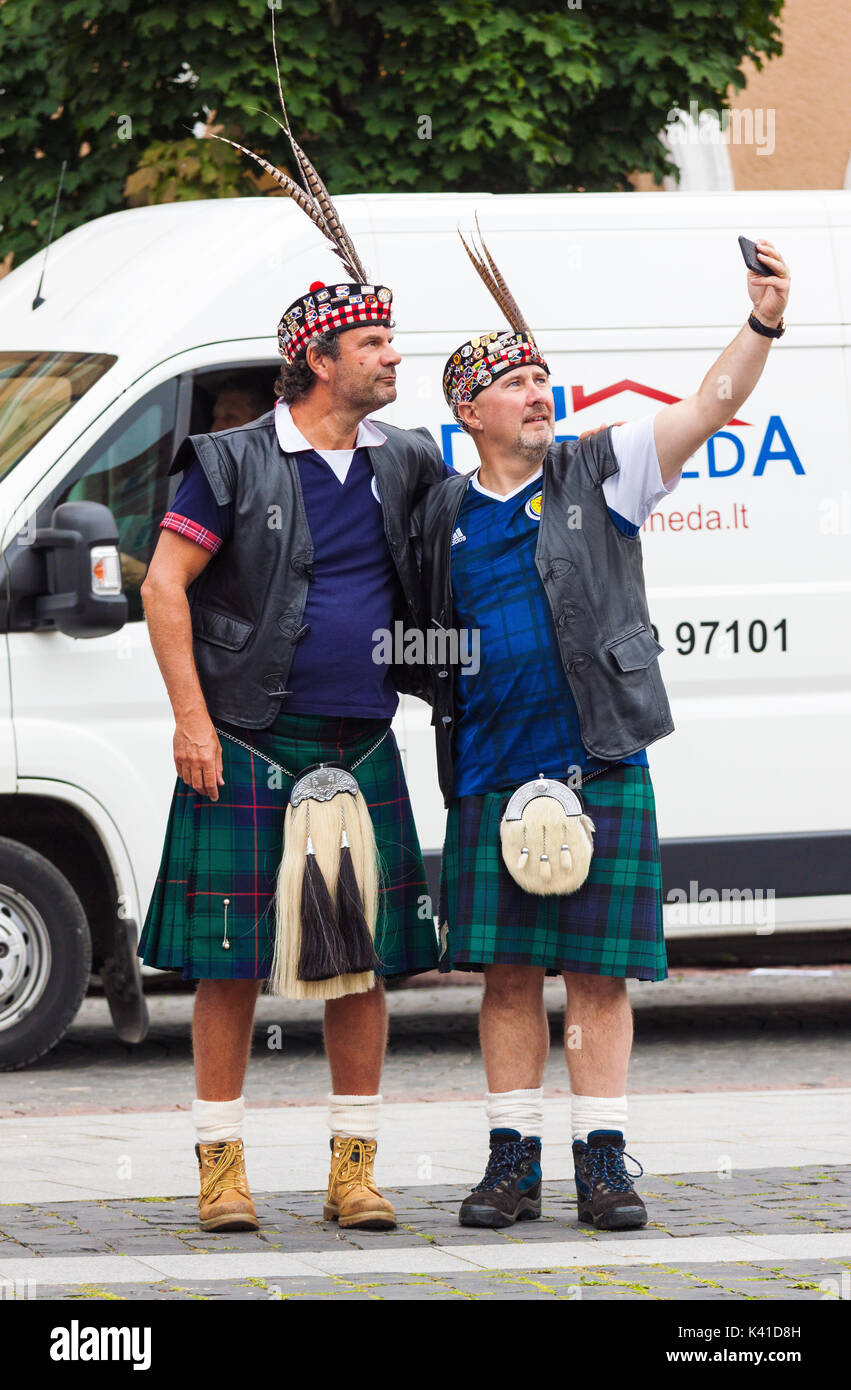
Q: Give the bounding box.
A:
[437,764,667,981]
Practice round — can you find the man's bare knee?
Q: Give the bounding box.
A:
[195,979,262,1011]
[483,965,545,1006]
[562,972,627,1003]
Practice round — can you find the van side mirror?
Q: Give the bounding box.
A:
[29,501,128,637]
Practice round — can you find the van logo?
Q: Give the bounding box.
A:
[571,380,749,427]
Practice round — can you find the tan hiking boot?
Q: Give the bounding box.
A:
[323,1136,396,1230]
[195,1138,259,1233]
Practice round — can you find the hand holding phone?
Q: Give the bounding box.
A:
[738,235,774,277]
[739,236,791,327]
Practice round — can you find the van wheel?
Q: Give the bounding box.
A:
[0,838,92,1071]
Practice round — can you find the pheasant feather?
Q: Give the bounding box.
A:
[473,212,532,337]
[457,216,533,339]
[269,10,367,282]
[207,132,364,281]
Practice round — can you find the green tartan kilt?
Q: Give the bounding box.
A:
[437,764,667,981]
[138,711,438,982]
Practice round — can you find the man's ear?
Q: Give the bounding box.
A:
[305,341,333,383]
[457,400,482,434]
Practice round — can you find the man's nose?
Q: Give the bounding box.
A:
[383,345,402,366]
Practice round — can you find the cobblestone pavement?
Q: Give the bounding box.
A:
[2,1167,850,1300]
[3,969,851,1115]
[3,970,849,1302]
[20,1264,849,1300]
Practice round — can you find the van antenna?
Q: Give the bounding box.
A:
[31,159,68,311]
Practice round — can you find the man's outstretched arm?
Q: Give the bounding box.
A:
[653,239,791,486]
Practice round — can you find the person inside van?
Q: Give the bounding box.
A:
[210,379,270,432]
[415,230,790,1233]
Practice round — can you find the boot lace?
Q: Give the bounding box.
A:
[586,1143,644,1194]
[473,1138,537,1193]
[199,1140,250,1202]
[334,1138,380,1195]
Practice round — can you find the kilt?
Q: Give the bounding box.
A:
[138,711,438,981]
[437,764,667,981]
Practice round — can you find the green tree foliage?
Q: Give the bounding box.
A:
[0,0,783,270]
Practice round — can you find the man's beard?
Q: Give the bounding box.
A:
[336,366,396,413]
[513,420,554,464]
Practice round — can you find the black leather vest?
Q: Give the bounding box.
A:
[167,410,444,726]
[413,426,674,805]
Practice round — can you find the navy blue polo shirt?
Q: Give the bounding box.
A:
[161,447,401,719]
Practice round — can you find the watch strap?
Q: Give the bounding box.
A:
[748,311,785,339]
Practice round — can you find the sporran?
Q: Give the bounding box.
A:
[499,775,596,896]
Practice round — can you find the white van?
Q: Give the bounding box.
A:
[0,190,848,1068]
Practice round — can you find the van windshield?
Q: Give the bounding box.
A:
[0,351,117,480]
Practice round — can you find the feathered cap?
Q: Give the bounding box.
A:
[276,280,392,363]
[207,15,392,364]
[444,216,548,423]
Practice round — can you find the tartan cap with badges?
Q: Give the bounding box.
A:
[205,13,392,365]
[444,216,549,424]
[277,281,393,363]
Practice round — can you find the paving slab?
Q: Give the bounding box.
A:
[12,1257,850,1301]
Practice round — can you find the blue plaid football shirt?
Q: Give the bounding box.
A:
[450,416,679,797]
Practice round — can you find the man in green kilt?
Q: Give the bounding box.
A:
[138,131,447,1233]
[415,226,791,1230]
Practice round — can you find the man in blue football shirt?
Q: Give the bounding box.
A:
[416,232,791,1231]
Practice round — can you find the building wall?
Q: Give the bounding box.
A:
[728,0,851,189]
[631,0,851,192]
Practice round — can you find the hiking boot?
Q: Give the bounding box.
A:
[459,1128,542,1228]
[323,1136,396,1230]
[572,1129,647,1230]
[195,1138,259,1233]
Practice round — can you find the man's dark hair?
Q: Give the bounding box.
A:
[274,329,342,405]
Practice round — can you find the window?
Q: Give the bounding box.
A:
[188,366,278,434]
[0,351,117,480]
[56,379,179,621]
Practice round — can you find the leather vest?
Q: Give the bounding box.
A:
[413,426,674,805]
[167,410,444,726]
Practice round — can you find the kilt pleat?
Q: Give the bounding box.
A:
[138,712,438,981]
[437,764,667,980]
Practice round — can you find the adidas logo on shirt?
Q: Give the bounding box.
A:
[451,527,467,547]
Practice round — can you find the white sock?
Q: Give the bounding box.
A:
[571,1094,628,1143]
[327,1093,381,1141]
[486,1087,544,1138]
[192,1095,245,1144]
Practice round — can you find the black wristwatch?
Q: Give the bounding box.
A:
[748,311,785,339]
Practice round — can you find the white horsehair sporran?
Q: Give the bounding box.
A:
[215,727,386,1001]
[274,762,381,1000]
[499,774,596,895]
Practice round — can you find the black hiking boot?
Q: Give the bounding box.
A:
[458,1128,542,1228]
[572,1128,647,1230]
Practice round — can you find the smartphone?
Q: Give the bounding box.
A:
[738,235,773,277]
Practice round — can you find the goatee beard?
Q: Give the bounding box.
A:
[515,435,550,466]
